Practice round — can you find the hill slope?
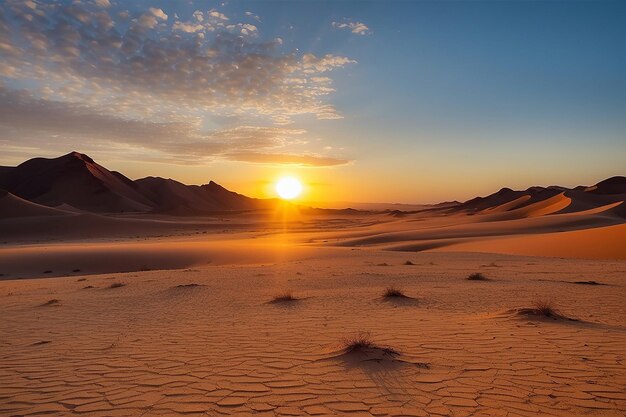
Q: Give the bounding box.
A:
[0,152,270,214]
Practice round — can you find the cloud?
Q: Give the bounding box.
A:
[0,86,343,165]
[0,1,355,124]
[244,11,261,22]
[0,2,353,166]
[332,20,371,35]
[137,7,168,29]
[95,0,111,8]
[208,9,228,21]
[225,152,350,167]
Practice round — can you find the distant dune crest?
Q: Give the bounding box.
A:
[448,176,625,219]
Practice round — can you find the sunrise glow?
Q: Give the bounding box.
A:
[275,177,303,200]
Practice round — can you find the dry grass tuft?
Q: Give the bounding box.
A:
[342,332,398,356]
[467,272,488,281]
[404,260,416,265]
[532,299,560,318]
[383,286,408,298]
[342,332,374,352]
[270,291,298,303]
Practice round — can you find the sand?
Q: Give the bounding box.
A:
[1,250,625,416]
[1,189,625,416]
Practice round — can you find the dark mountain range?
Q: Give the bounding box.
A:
[0,152,271,214]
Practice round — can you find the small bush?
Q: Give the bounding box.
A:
[467,272,487,281]
[383,286,408,298]
[270,291,298,303]
[533,299,559,318]
[342,332,398,356]
[343,332,374,352]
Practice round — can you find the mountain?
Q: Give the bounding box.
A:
[0,152,271,214]
[587,176,626,195]
[450,176,625,218]
[0,152,154,212]
[134,177,271,215]
[0,152,623,217]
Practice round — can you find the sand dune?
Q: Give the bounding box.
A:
[0,190,71,218]
[451,176,625,219]
[434,222,626,259]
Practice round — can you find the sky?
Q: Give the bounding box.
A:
[0,0,625,204]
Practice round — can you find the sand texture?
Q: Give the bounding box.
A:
[1,249,625,416]
[1,161,625,416]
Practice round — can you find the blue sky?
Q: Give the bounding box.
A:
[0,0,624,202]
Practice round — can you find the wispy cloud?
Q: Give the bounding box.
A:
[224,152,350,167]
[0,1,354,165]
[0,86,326,165]
[332,19,371,35]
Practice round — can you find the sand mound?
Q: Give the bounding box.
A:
[332,344,429,370]
[436,223,626,260]
[380,287,418,305]
[339,345,401,363]
[268,292,301,304]
[507,307,578,322]
[0,190,71,218]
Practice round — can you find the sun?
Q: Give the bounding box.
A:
[275,176,303,200]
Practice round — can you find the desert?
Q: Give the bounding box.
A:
[1,152,625,416]
[2,1,625,416]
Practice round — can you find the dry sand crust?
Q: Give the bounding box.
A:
[1,250,625,417]
[1,169,625,416]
